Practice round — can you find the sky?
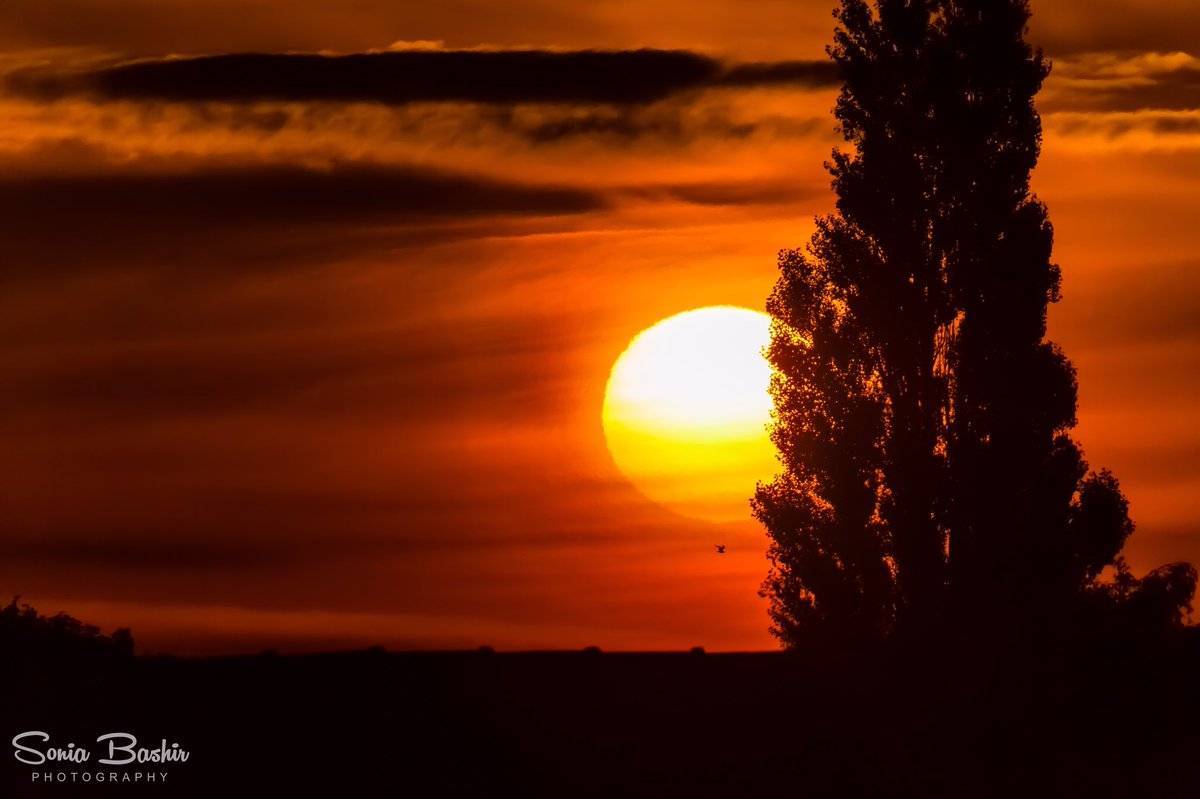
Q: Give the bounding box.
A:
[1,0,1198,653]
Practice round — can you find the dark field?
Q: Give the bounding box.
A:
[6,638,1200,798]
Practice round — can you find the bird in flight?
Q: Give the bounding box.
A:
[714,544,726,555]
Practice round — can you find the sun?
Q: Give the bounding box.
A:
[602,306,777,523]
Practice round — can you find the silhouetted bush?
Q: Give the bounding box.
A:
[0,597,135,672]
[1079,559,1198,642]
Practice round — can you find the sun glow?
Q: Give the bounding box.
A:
[602,306,777,523]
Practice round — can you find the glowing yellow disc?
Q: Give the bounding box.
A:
[602,306,776,523]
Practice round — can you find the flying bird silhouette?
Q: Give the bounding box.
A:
[714,545,726,555]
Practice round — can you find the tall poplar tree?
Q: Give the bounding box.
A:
[754,0,1195,646]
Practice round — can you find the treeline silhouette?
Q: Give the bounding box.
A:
[4,620,1199,797]
[0,597,133,668]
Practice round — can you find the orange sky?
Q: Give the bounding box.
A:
[0,0,1197,653]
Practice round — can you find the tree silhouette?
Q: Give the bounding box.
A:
[0,597,135,667]
[754,0,1195,646]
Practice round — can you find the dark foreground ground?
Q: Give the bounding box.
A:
[5,637,1200,797]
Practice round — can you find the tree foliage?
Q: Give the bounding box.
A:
[755,0,1195,646]
[0,597,134,663]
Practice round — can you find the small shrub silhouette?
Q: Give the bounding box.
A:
[0,596,134,670]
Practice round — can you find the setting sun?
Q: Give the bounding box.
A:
[602,306,777,523]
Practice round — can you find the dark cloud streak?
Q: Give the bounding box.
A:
[0,536,293,571]
[623,179,826,207]
[0,162,603,227]
[0,312,584,422]
[717,59,837,87]
[6,48,838,107]
[0,161,604,278]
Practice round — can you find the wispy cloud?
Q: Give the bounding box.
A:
[1043,51,1200,113]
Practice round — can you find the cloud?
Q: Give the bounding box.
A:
[623,178,826,207]
[1045,110,1200,148]
[0,160,605,277]
[0,535,291,571]
[716,59,838,88]
[1031,2,1200,57]
[1056,259,1200,351]
[1039,52,1200,148]
[492,105,760,144]
[1043,51,1200,113]
[0,160,603,226]
[5,48,838,107]
[0,311,585,422]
